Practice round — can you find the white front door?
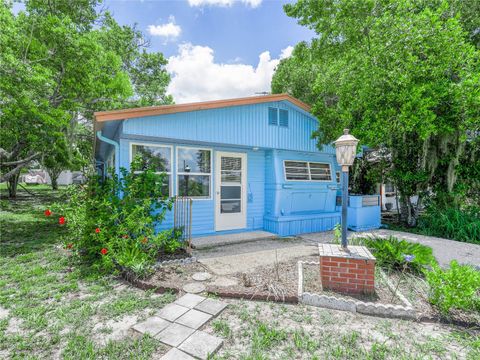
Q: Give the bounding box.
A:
[215,151,247,231]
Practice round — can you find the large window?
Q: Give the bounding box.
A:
[177,147,212,199]
[284,160,332,181]
[131,143,172,195]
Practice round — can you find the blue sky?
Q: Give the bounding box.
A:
[105,0,313,65]
[13,0,315,103]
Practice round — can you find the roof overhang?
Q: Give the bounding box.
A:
[94,93,311,132]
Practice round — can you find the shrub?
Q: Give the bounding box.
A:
[52,157,182,277]
[425,261,480,315]
[362,236,436,274]
[417,205,480,244]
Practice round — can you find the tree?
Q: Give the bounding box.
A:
[0,0,173,197]
[273,0,480,226]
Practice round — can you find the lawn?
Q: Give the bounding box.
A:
[1,186,479,359]
[0,186,175,359]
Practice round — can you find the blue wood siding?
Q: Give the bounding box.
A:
[122,101,335,154]
[118,137,265,236]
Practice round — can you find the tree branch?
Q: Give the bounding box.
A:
[1,152,41,166]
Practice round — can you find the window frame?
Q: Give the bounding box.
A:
[268,107,278,126]
[129,142,173,196]
[283,160,333,182]
[176,145,213,200]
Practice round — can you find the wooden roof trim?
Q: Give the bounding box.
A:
[94,94,311,122]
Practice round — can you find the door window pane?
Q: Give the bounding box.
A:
[221,186,241,200]
[178,148,211,173]
[178,175,210,198]
[221,200,241,213]
[221,157,241,171]
[132,144,171,172]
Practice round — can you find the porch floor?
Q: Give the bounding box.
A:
[191,231,276,249]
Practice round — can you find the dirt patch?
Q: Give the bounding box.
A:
[141,261,208,290]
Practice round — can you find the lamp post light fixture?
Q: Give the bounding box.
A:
[334,129,359,250]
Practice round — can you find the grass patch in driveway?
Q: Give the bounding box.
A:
[0,187,174,359]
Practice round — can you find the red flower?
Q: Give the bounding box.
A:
[122,234,129,239]
[44,209,52,217]
[95,228,101,234]
[100,248,108,255]
[141,237,148,244]
[66,243,73,249]
[58,216,66,225]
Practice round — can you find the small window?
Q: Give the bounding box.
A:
[131,144,172,196]
[284,160,332,181]
[309,162,331,181]
[268,107,278,125]
[336,171,341,183]
[284,161,309,180]
[177,147,212,199]
[279,109,288,127]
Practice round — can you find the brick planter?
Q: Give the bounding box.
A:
[319,244,376,294]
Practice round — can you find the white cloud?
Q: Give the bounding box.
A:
[188,0,262,8]
[166,43,293,103]
[147,16,181,41]
[280,45,294,59]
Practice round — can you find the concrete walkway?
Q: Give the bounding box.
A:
[300,229,480,269]
[132,294,227,360]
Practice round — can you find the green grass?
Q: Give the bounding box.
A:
[0,187,174,359]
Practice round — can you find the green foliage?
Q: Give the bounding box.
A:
[425,261,480,315]
[362,236,436,274]
[53,159,182,278]
[0,1,172,193]
[273,0,480,226]
[417,205,480,244]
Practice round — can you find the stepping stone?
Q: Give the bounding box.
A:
[178,330,223,360]
[155,323,195,347]
[131,317,170,336]
[175,293,205,309]
[211,276,238,287]
[175,309,212,330]
[157,303,189,322]
[192,272,212,281]
[160,348,195,360]
[194,298,228,316]
[183,282,206,294]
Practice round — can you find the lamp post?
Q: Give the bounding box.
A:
[334,129,359,250]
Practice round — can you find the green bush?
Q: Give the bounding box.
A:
[362,236,436,274]
[417,206,480,244]
[425,261,480,315]
[51,157,182,278]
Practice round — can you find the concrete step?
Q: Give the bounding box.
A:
[191,230,277,249]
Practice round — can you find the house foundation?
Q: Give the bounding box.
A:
[319,244,376,294]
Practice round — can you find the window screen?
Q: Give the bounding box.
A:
[284,161,332,181]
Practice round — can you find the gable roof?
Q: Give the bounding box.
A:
[94,94,311,125]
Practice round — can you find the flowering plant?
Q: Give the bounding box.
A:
[52,157,182,277]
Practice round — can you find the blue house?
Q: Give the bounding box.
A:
[94,94,379,237]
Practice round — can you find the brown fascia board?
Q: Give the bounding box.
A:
[93,94,312,127]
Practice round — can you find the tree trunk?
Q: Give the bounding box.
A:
[7,172,20,198]
[47,168,61,191]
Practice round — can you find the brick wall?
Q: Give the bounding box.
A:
[319,255,375,294]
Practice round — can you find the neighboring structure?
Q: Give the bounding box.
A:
[21,170,85,186]
[94,94,379,237]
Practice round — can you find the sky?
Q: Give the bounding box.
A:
[13,0,315,103]
[101,0,315,103]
